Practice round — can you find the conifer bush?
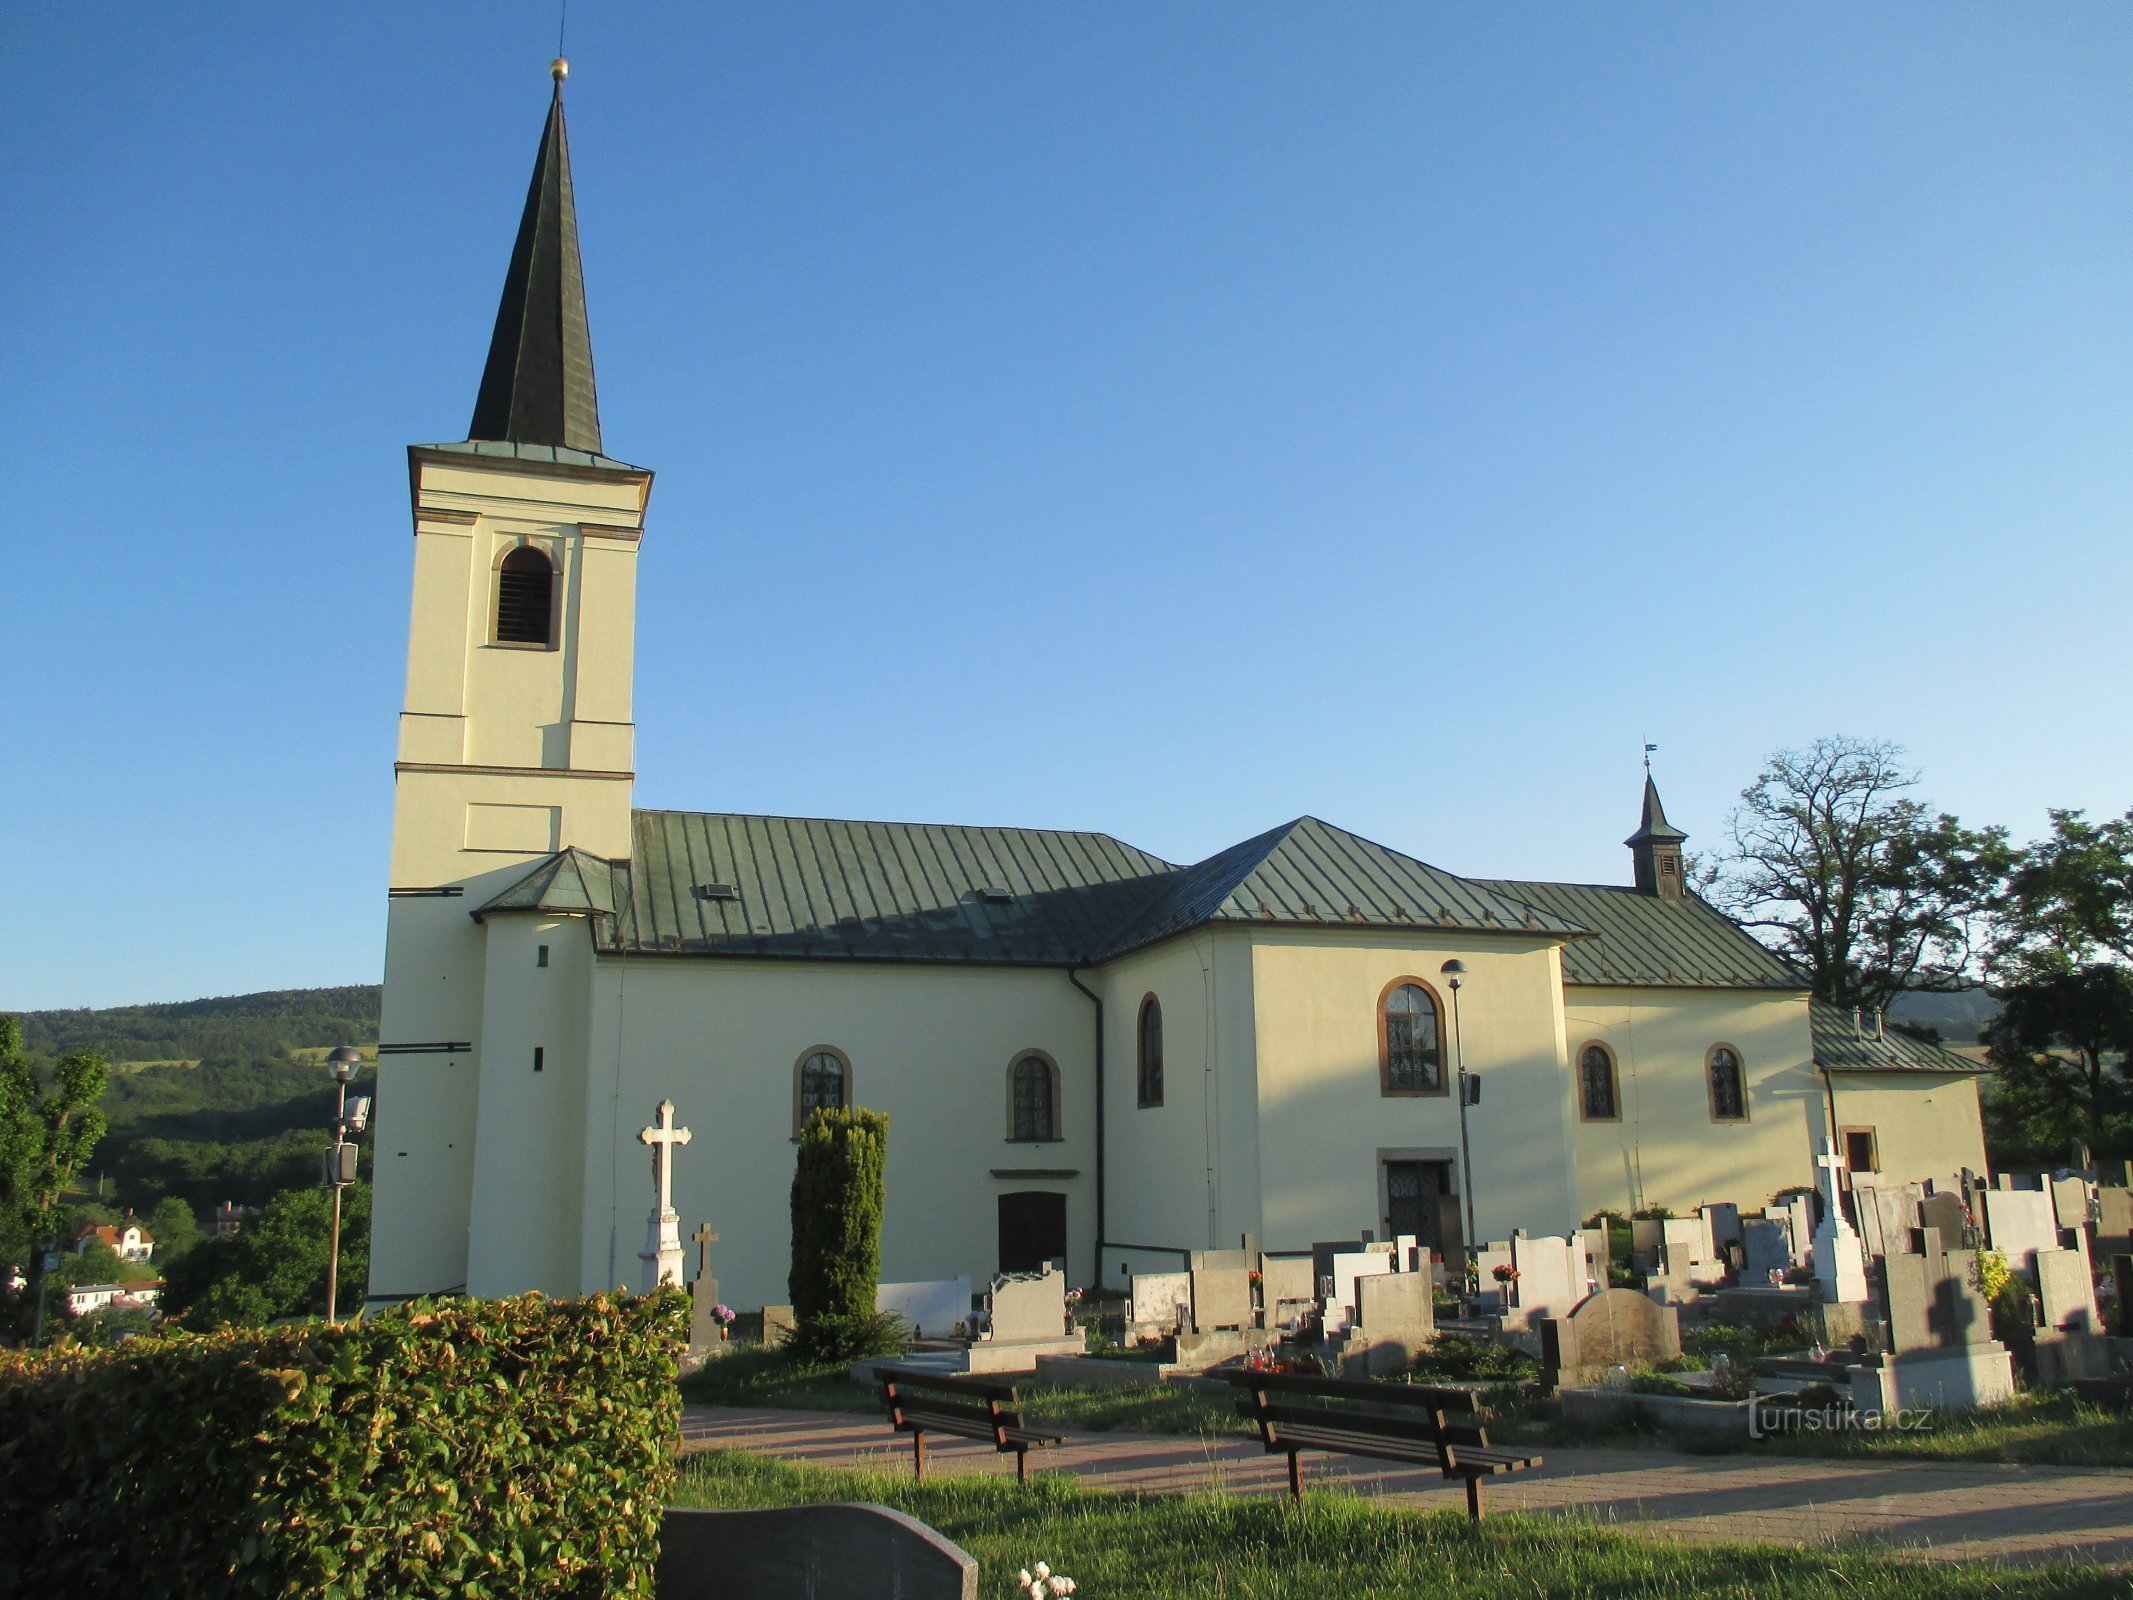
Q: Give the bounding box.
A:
[0,1288,687,1599]
[788,1106,901,1361]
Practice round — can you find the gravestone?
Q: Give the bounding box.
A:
[1809,1141,1869,1304]
[1629,1217,1664,1270]
[1918,1190,1968,1248]
[1190,1266,1252,1331]
[1347,1272,1437,1377]
[1702,1203,1744,1252]
[1188,1247,1255,1272]
[1580,1225,1614,1276]
[1128,1270,1192,1332]
[658,1503,976,1600]
[1259,1254,1315,1318]
[2036,1247,2098,1333]
[1509,1234,1582,1321]
[1741,1217,1792,1281]
[1539,1288,1681,1390]
[1854,1184,1921,1261]
[1982,1187,2058,1274]
[1780,1192,1818,1255]
[988,1268,1068,1342]
[1854,1231,2015,1414]
[762,1304,796,1350]
[876,1277,972,1341]
[2051,1176,2094,1236]
[637,1099,693,1292]
[1472,1242,1514,1307]
[688,1222,723,1354]
[2113,1257,2133,1338]
[1661,1217,1725,1286]
[1324,1250,1395,1332]
[2095,1189,2133,1262]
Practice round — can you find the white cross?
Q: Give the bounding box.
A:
[639,1099,693,1215]
[1817,1138,1848,1178]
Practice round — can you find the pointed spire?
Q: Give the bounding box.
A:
[1626,775,1688,898]
[1625,775,1688,846]
[468,61,603,454]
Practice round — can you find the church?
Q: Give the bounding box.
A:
[366,70,1988,1312]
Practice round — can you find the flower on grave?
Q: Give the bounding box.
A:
[711,1303,736,1325]
[1064,1287,1084,1306]
[1012,1560,1077,1597]
[1491,1263,1520,1284]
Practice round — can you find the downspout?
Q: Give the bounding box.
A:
[1069,969,1106,1288]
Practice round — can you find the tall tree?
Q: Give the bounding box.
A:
[1984,808,2133,1156]
[159,1182,369,1328]
[1705,737,2010,1013]
[0,1016,110,1274]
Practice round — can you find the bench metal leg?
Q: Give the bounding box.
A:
[913,1431,926,1483]
[1287,1450,1303,1500]
[1464,1474,1483,1523]
[1016,1448,1030,1486]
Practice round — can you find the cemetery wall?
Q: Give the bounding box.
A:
[576,957,1096,1307]
[468,912,597,1296]
[1824,1070,1986,1187]
[1563,986,1817,1217]
[1096,932,1233,1267]
[1247,928,1579,1246]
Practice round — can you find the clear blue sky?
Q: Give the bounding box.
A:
[5,5,2129,1010]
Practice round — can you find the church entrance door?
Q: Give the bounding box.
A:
[997,1191,1067,1274]
[1384,1159,1452,1256]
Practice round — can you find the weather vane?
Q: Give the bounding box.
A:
[1643,741,1658,773]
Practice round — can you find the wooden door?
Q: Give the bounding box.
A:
[997,1191,1068,1274]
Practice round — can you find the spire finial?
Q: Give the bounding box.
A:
[1643,740,1657,773]
[551,56,569,84]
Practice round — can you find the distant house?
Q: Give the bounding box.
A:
[73,1220,154,1264]
[65,1281,160,1317]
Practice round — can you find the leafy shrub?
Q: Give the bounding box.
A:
[788,1107,891,1362]
[0,1289,686,1599]
[1409,1334,1540,1383]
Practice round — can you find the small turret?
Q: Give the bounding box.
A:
[1626,776,1688,899]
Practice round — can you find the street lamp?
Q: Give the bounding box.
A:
[1440,960,1479,1281]
[323,1046,367,1322]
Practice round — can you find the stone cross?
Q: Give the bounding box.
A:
[1811,1138,1870,1304]
[692,1222,719,1280]
[639,1099,693,1214]
[1815,1139,1849,1215]
[637,1099,693,1292]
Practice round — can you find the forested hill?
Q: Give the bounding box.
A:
[8,986,381,1215]
[17,985,380,1063]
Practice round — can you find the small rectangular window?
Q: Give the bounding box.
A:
[537,945,549,968]
[533,1047,544,1073]
[1843,1127,1878,1174]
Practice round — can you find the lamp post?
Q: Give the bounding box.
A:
[1440,960,1478,1279]
[323,1046,367,1322]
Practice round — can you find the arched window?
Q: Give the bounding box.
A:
[1009,1053,1058,1142]
[1707,1045,1747,1122]
[794,1047,850,1135]
[1379,979,1445,1095]
[495,545,554,645]
[1136,995,1163,1108]
[1578,1042,1619,1121]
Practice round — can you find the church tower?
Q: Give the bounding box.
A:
[1625,776,1688,899]
[369,61,652,1302]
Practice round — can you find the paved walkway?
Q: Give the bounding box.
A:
[680,1405,2133,1567]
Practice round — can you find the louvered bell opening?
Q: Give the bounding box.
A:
[495,547,554,644]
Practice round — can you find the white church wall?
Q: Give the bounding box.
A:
[1823,1071,1986,1188]
[465,915,596,1297]
[1564,986,1818,1219]
[576,957,1097,1309]
[1095,934,1228,1273]
[1246,930,1579,1250]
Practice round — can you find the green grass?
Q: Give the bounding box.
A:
[671,1449,2124,1598]
[682,1346,1250,1436]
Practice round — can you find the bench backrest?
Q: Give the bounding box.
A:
[1228,1370,1491,1451]
[874,1367,1024,1445]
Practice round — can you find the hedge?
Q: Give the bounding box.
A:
[0,1288,688,1599]
[789,1106,889,1357]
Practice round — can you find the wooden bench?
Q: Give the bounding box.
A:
[1220,1369,1540,1521]
[873,1366,1066,1485]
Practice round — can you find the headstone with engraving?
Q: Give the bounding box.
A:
[2051,1176,2094,1237]
[2094,1188,2133,1263]
[1741,1217,1792,1280]
[1854,1231,2016,1413]
[1259,1255,1315,1320]
[1190,1267,1252,1331]
[688,1222,723,1353]
[988,1267,1069,1343]
[1128,1270,1193,1333]
[1854,1184,1921,1260]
